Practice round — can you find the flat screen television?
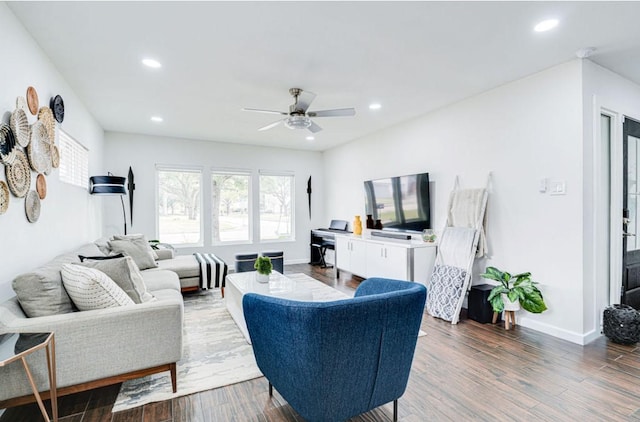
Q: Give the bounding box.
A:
[364,172,431,232]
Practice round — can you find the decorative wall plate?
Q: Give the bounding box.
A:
[25,190,41,223]
[36,174,47,199]
[27,121,52,174]
[0,124,17,165]
[6,150,31,198]
[50,95,65,123]
[38,107,56,145]
[51,145,60,168]
[16,96,28,113]
[10,108,31,148]
[0,181,9,214]
[26,86,39,115]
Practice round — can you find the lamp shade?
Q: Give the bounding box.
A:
[89,175,126,195]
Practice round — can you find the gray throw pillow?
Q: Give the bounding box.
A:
[108,238,158,270]
[111,233,159,260]
[80,256,155,303]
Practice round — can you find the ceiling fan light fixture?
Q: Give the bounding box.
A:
[284,115,312,130]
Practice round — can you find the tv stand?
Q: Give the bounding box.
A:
[334,233,436,284]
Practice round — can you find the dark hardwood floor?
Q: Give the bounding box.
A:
[2,264,639,421]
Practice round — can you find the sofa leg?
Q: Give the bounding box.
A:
[393,399,398,422]
[170,363,177,393]
[221,286,225,298]
[269,382,273,397]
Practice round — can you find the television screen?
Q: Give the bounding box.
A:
[364,173,431,232]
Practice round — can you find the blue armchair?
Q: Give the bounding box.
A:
[243,277,427,422]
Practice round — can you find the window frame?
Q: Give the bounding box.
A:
[211,168,253,245]
[155,164,204,248]
[58,129,89,189]
[258,170,295,243]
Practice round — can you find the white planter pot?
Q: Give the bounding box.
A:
[256,272,270,283]
[501,294,521,311]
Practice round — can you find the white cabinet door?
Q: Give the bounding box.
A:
[349,238,367,277]
[366,243,409,280]
[336,236,350,272]
[382,244,409,280]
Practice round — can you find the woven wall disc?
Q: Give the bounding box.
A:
[27,121,52,174]
[36,174,47,199]
[0,181,9,214]
[26,86,39,115]
[10,108,31,148]
[25,190,41,223]
[6,150,31,198]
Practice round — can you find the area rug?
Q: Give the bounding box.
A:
[112,273,352,412]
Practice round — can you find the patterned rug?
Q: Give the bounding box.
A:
[112,273,351,412]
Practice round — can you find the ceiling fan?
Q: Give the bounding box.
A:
[243,88,356,134]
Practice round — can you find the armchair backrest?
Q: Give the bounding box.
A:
[243,277,426,422]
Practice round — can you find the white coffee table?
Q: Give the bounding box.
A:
[225,271,313,343]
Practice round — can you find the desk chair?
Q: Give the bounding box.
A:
[311,240,334,268]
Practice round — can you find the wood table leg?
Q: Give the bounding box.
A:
[21,357,50,422]
[492,312,498,324]
[45,335,58,422]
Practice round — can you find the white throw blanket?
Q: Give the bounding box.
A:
[447,188,487,257]
[436,226,478,269]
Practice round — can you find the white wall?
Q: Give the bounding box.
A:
[324,60,587,342]
[103,132,324,265]
[0,5,104,302]
[581,60,640,342]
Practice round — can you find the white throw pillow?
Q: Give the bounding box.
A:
[61,264,135,311]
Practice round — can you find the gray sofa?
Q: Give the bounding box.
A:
[0,242,188,408]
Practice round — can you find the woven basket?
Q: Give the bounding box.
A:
[603,304,640,345]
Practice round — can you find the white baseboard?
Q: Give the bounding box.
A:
[518,317,602,345]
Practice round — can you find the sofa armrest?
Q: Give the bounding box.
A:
[155,248,175,260]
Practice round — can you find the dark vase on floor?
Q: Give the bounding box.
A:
[374,219,383,230]
[366,215,374,229]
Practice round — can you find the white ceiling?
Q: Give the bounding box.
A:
[8,1,640,151]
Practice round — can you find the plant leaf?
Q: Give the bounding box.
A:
[519,286,547,313]
[490,294,504,313]
[480,267,503,282]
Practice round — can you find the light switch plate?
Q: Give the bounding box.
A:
[550,179,566,195]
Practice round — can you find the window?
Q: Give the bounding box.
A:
[212,171,251,243]
[58,129,88,188]
[259,172,294,241]
[157,167,202,245]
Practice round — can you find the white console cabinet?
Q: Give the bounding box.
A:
[335,233,437,284]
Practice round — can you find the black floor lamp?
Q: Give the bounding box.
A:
[89,174,128,235]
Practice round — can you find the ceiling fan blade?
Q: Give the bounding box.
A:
[307,120,322,133]
[307,108,356,118]
[243,108,288,115]
[258,120,284,131]
[296,90,317,113]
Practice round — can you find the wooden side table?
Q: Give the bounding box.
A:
[0,332,57,422]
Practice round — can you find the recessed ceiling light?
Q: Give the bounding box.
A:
[369,103,382,110]
[306,136,315,141]
[151,116,163,123]
[142,58,162,69]
[534,19,559,32]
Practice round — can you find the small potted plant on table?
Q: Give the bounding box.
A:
[254,256,273,283]
[480,266,547,329]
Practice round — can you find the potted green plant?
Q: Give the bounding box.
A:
[254,256,273,283]
[480,266,547,314]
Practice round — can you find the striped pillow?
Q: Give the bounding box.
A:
[61,264,134,311]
